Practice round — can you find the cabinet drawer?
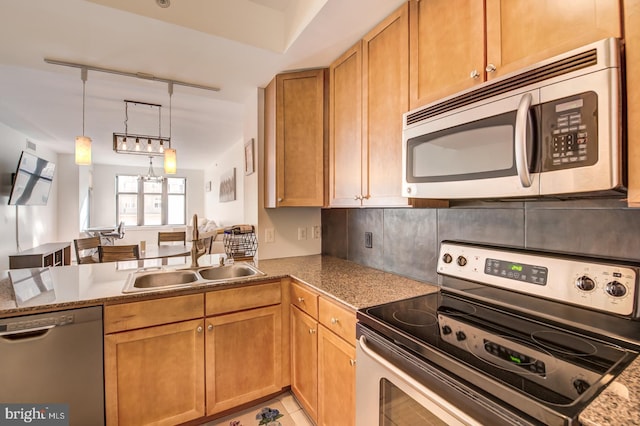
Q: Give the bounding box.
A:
[291,281,319,319]
[206,281,281,316]
[318,297,356,344]
[104,293,204,334]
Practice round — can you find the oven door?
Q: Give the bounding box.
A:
[356,326,538,426]
[402,90,540,200]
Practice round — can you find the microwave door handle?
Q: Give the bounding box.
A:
[515,93,533,188]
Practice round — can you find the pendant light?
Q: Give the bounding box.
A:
[75,67,92,165]
[164,82,177,174]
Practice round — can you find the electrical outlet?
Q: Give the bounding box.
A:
[312,225,321,240]
[297,227,307,240]
[365,232,373,248]
[264,228,275,243]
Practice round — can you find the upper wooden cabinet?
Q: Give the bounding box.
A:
[486,0,621,79]
[409,0,622,109]
[329,3,409,207]
[264,69,328,208]
[625,0,640,207]
[409,0,485,109]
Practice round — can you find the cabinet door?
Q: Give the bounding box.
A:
[409,0,485,108]
[265,69,327,207]
[362,3,410,207]
[206,305,283,415]
[486,0,622,79]
[329,42,364,207]
[104,319,205,426]
[290,305,318,422]
[318,326,356,426]
[625,0,640,207]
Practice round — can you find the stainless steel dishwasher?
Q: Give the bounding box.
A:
[0,306,104,425]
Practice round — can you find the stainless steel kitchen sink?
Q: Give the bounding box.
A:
[197,263,265,281]
[122,263,265,293]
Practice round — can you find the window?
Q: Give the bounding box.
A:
[116,176,186,226]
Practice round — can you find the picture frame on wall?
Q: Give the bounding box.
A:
[244,138,255,176]
[219,168,236,202]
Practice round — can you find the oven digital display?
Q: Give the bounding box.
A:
[484,339,546,376]
[485,258,548,285]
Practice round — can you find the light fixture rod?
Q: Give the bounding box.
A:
[44,58,221,93]
[80,67,87,135]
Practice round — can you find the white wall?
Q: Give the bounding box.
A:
[56,154,81,245]
[0,123,59,270]
[204,142,246,227]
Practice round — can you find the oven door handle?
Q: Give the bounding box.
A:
[514,92,533,188]
[359,335,432,395]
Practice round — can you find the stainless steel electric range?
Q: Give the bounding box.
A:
[356,241,640,426]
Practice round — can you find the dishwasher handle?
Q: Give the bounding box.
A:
[0,324,56,341]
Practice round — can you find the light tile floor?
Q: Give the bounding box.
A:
[202,392,314,426]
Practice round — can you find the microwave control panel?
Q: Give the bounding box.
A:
[541,91,598,171]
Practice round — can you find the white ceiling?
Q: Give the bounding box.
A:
[0,0,405,170]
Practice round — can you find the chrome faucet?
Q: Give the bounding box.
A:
[190,213,207,268]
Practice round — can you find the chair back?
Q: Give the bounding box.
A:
[74,236,101,264]
[158,231,187,246]
[98,244,140,262]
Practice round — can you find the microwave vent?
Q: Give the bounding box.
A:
[406,48,598,126]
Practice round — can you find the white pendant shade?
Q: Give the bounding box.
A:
[75,136,92,165]
[164,148,177,174]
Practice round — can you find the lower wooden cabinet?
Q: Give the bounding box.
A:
[206,305,282,415]
[290,304,318,422]
[104,282,285,425]
[289,280,356,426]
[104,318,206,425]
[318,325,356,426]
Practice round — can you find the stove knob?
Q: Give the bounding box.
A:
[442,253,453,264]
[455,331,466,341]
[573,378,590,395]
[441,325,452,335]
[575,275,595,292]
[605,281,627,297]
[457,256,468,267]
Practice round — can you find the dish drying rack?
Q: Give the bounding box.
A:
[223,225,257,262]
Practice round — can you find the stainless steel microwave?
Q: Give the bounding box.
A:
[402,38,625,200]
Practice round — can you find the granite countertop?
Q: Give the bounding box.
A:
[0,254,435,316]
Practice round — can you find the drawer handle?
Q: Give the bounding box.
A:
[297,297,305,303]
[309,328,316,334]
[330,317,339,325]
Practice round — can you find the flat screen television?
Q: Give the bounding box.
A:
[8,151,56,205]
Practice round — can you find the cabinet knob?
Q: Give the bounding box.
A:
[207,324,213,331]
[197,326,203,333]
[277,197,283,202]
[330,317,339,325]
[470,69,480,79]
[485,64,497,73]
[297,297,305,303]
[309,328,316,334]
[354,195,362,201]
[349,359,356,367]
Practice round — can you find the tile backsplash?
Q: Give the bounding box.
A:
[321,198,640,285]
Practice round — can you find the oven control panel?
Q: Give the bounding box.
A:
[438,314,601,400]
[438,241,638,317]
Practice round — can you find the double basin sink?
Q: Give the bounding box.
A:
[122,263,265,293]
